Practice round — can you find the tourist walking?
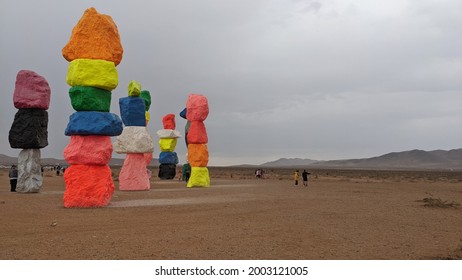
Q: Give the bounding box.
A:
[9,165,18,192]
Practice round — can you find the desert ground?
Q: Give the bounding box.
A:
[0,167,461,260]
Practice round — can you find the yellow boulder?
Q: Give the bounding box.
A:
[128,80,141,96]
[187,167,210,188]
[158,138,177,152]
[66,59,118,91]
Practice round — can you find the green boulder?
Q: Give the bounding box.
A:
[140,90,151,111]
[69,86,112,112]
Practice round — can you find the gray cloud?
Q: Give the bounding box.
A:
[1,0,461,166]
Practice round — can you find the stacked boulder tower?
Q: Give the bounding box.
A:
[140,89,154,179]
[62,7,123,207]
[157,114,181,180]
[186,94,210,187]
[8,70,50,193]
[113,81,155,190]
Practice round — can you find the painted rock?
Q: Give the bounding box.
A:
[159,151,179,165]
[64,135,113,165]
[179,108,187,119]
[158,164,176,180]
[187,167,210,188]
[128,80,141,97]
[16,149,42,193]
[66,58,118,91]
[145,111,150,124]
[63,164,114,208]
[140,90,151,111]
[186,121,208,144]
[65,111,123,136]
[118,153,150,191]
[13,70,51,110]
[144,152,153,165]
[156,129,181,139]
[9,109,48,149]
[159,138,177,152]
[187,144,209,167]
[113,126,155,154]
[186,94,209,121]
[119,97,146,126]
[62,7,123,66]
[162,114,176,129]
[69,86,111,112]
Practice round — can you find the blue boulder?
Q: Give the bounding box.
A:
[65,111,123,136]
[159,152,179,165]
[179,108,187,119]
[119,97,146,126]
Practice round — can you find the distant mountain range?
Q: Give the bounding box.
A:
[260,149,462,170]
[1,148,461,170]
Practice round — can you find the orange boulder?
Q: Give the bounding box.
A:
[63,164,114,208]
[188,144,209,167]
[62,7,123,65]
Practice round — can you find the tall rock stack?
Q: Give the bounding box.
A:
[157,114,181,179]
[8,70,50,193]
[62,7,123,207]
[114,81,155,191]
[186,94,210,187]
[141,90,154,178]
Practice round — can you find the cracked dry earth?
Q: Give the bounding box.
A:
[1,168,461,260]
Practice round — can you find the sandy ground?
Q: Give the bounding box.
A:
[0,167,461,260]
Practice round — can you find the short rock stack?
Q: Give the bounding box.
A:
[114,81,155,190]
[157,114,181,179]
[62,7,124,207]
[186,94,210,187]
[8,70,50,193]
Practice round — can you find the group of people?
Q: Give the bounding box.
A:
[293,169,311,187]
[255,169,265,179]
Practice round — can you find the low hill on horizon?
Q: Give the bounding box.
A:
[2,148,461,170]
[260,149,462,170]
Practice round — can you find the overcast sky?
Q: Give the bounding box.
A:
[1,0,461,166]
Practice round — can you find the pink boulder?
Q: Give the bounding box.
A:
[186,94,209,121]
[64,135,112,165]
[63,164,114,208]
[118,153,150,191]
[144,152,153,165]
[13,70,51,109]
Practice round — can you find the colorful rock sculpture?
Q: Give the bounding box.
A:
[179,107,191,182]
[114,81,154,191]
[8,70,50,193]
[185,94,210,187]
[141,90,154,180]
[62,7,123,207]
[157,114,181,179]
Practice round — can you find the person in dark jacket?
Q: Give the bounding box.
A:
[9,165,18,192]
[302,170,311,187]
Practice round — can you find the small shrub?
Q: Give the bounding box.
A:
[419,193,460,208]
